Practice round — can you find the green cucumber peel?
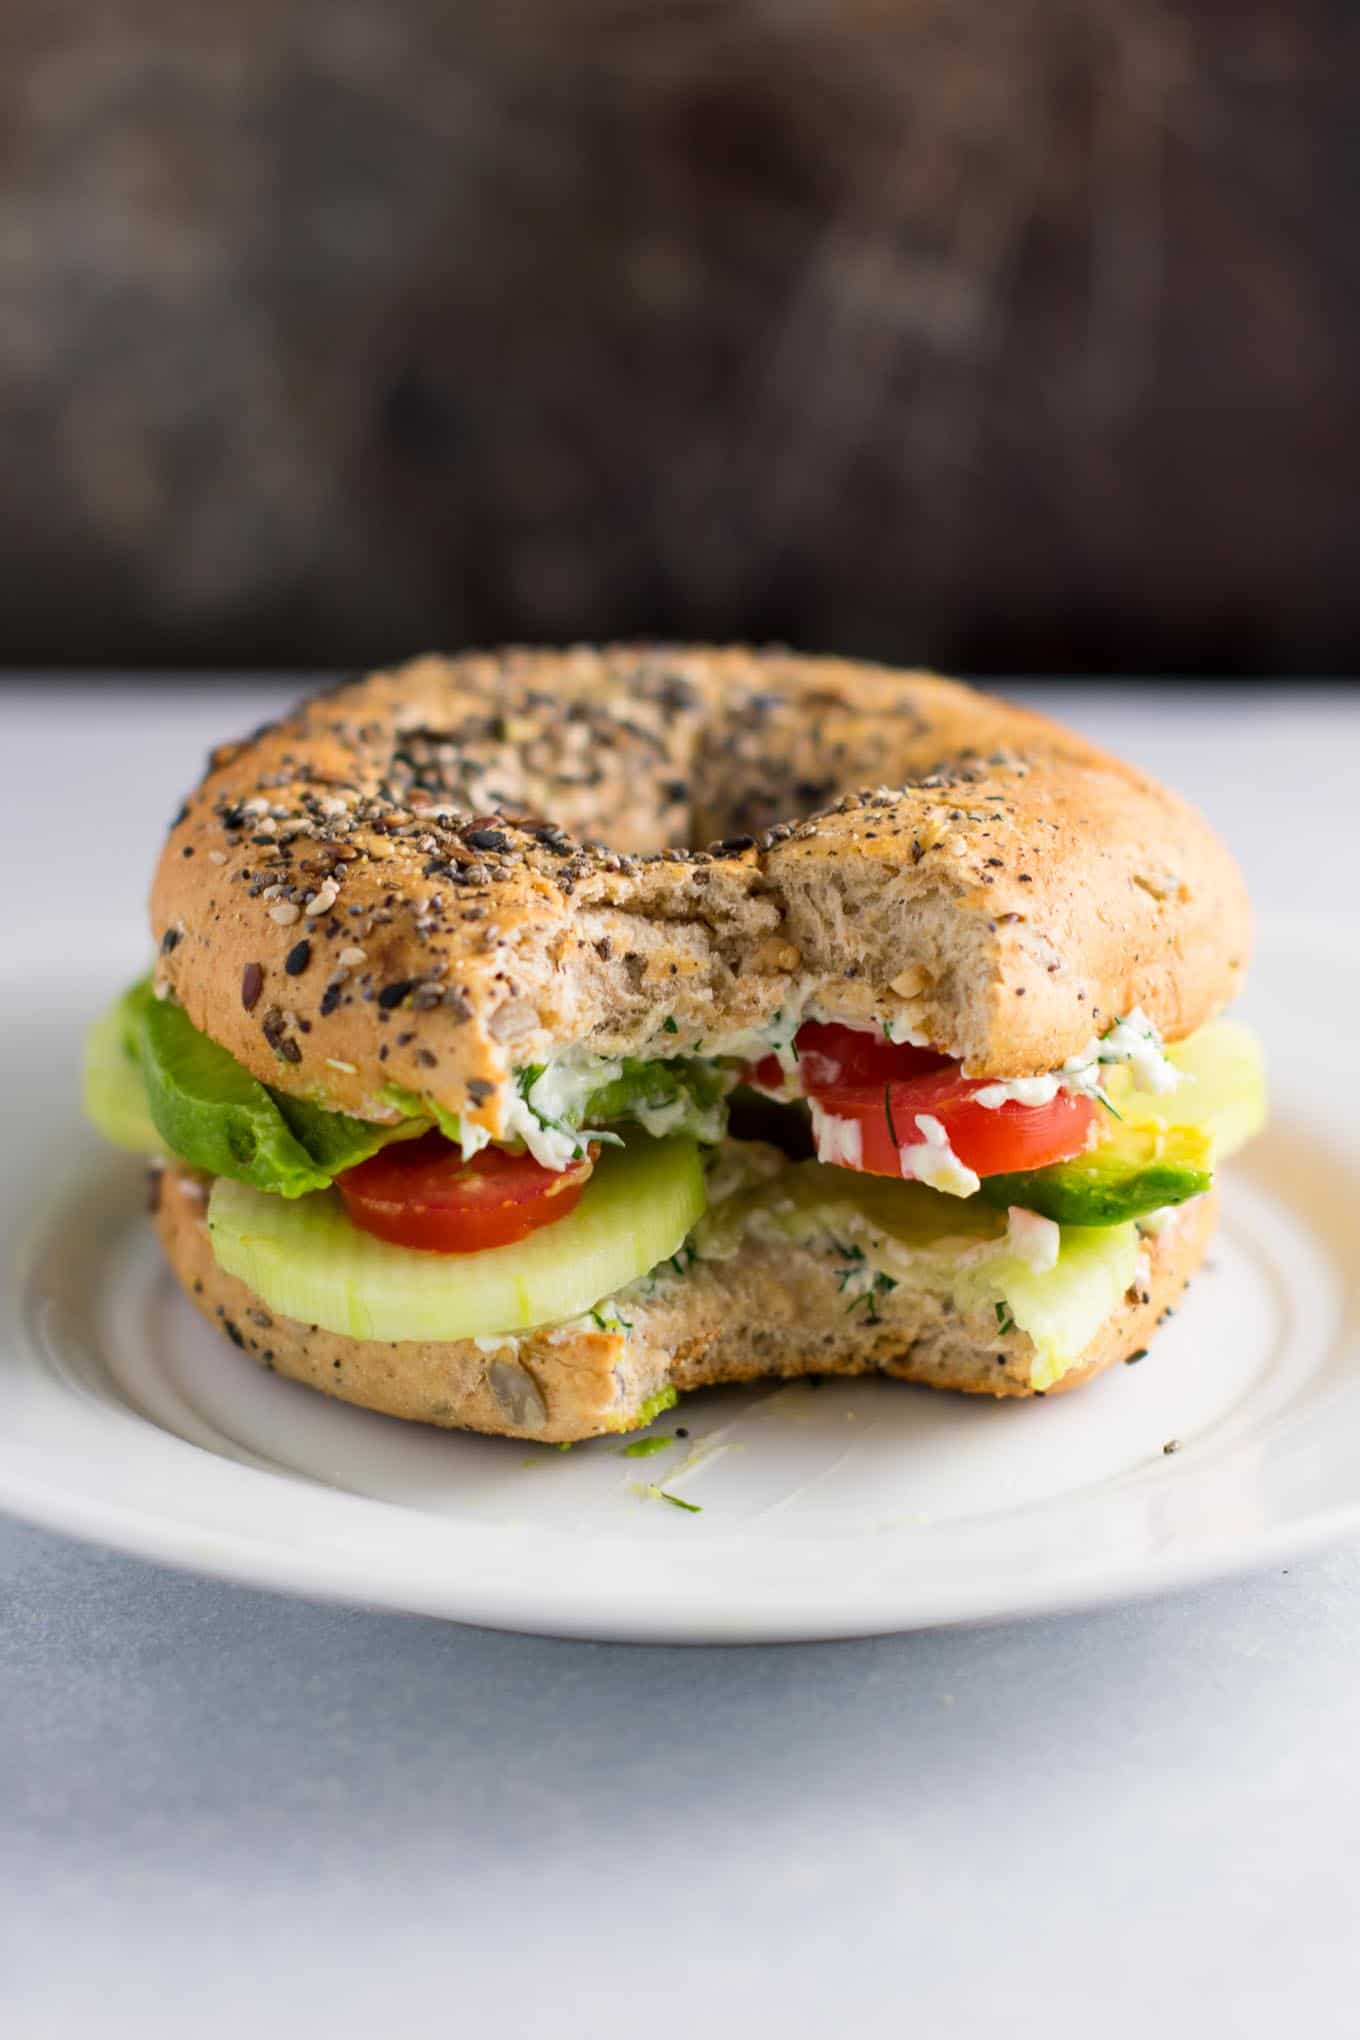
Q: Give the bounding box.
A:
[82,978,163,1154]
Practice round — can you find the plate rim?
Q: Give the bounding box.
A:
[5,1433,1360,1643]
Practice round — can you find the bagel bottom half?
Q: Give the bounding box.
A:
[153,1164,1217,1444]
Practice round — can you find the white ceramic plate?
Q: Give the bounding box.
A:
[2,937,1357,1643]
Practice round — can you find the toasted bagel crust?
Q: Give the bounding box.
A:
[149,648,1251,1143]
[154,1163,1217,1442]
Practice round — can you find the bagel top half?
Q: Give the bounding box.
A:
[149,646,1251,1143]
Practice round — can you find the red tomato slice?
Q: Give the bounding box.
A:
[336,1132,595,1254]
[747,1020,950,1095]
[750,1021,1095,1180]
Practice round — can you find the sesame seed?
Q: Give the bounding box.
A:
[338,945,367,966]
[208,850,227,865]
[284,939,312,976]
[269,900,301,925]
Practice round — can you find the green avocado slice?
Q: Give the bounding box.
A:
[977,1118,1213,1226]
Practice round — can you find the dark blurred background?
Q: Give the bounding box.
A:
[2,1,1356,675]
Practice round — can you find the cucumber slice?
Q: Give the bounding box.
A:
[1118,1017,1267,1160]
[768,1160,1006,1250]
[83,985,161,1155]
[972,1223,1142,1392]
[710,1151,1142,1391]
[208,1134,707,1342]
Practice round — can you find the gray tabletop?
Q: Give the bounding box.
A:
[4,680,1359,2039]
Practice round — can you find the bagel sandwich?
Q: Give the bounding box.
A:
[84,648,1266,1443]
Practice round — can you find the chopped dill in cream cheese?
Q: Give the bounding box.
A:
[973,1008,1183,1110]
[509,1053,731,1169]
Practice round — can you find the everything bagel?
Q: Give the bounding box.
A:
[149,646,1250,1145]
[84,649,1265,1440]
